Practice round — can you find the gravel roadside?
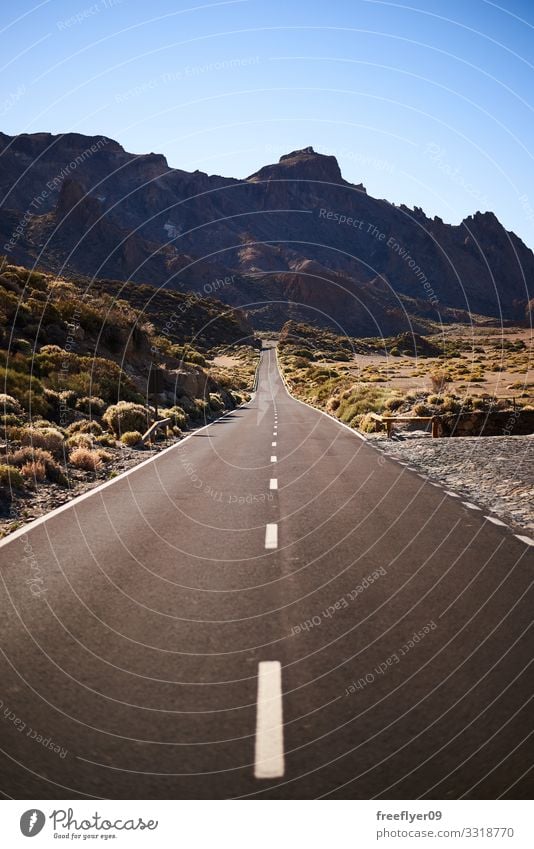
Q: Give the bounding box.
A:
[373,434,534,533]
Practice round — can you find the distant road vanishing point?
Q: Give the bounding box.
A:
[0,345,532,799]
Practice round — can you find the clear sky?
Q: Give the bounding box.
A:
[1,0,534,246]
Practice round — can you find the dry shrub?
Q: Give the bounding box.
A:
[69,447,102,471]
[8,446,67,485]
[21,426,65,458]
[0,463,25,489]
[66,432,94,450]
[0,393,23,416]
[66,420,103,436]
[95,433,116,447]
[103,402,148,435]
[413,402,431,416]
[120,430,142,447]
[21,461,46,482]
[428,368,451,393]
[75,396,107,416]
[95,449,113,463]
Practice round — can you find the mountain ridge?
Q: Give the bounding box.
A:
[0,131,531,334]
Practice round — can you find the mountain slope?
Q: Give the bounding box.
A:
[0,132,531,333]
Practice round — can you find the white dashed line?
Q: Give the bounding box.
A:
[272,441,277,447]
[484,516,507,527]
[265,523,278,549]
[515,535,534,547]
[254,661,284,779]
[462,502,481,510]
[271,455,277,463]
[269,478,278,490]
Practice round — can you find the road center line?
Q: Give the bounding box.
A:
[272,441,277,447]
[254,661,285,779]
[265,523,278,549]
[271,455,277,462]
[270,478,278,490]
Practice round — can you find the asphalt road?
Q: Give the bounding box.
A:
[0,346,532,800]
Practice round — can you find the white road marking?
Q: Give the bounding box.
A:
[270,478,278,490]
[444,491,460,498]
[484,516,507,527]
[272,441,277,447]
[462,502,481,510]
[271,455,277,463]
[265,523,278,549]
[254,661,285,779]
[515,535,534,547]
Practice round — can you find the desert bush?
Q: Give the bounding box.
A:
[427,394,443,405]
[75,396,107,416]
[413,403,431,416]
[429,368,451,393]
[95,449,113,463]
[65,419,103,436]
[357,414,382,433]
[172,425,183,437]
[384,396,404,412]
[442,395,462,413]
[120,430,142,447]
[0,413,24,427]
[69,447,102,471]
[291,347,314,359]
[166,405,188,429]
[103,401,148,435]
[191,399,209,419]
[208,393,224,412]
[8,446,67,485]
[0,463,25,489]
[389,347,401,357]
[20,426,65,458]
[169,344,204,365]
[20,460,46,482]
[39,344,63,355]
[66,433,94,450]
[337,384,389,424]
[0,393,23,416]
[95,433,116,447]
[14,338,33,356]
[43,388,78,424]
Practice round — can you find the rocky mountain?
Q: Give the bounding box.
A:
[0,131,531,334]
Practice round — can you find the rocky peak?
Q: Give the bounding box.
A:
[247,146,344,184]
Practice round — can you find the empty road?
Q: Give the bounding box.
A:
[0,346,532,799]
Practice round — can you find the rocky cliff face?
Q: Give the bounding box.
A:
[0,133,531,334]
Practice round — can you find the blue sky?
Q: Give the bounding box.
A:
[2,0,534,246]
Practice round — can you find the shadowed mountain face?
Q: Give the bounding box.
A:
[0,132,532,334]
